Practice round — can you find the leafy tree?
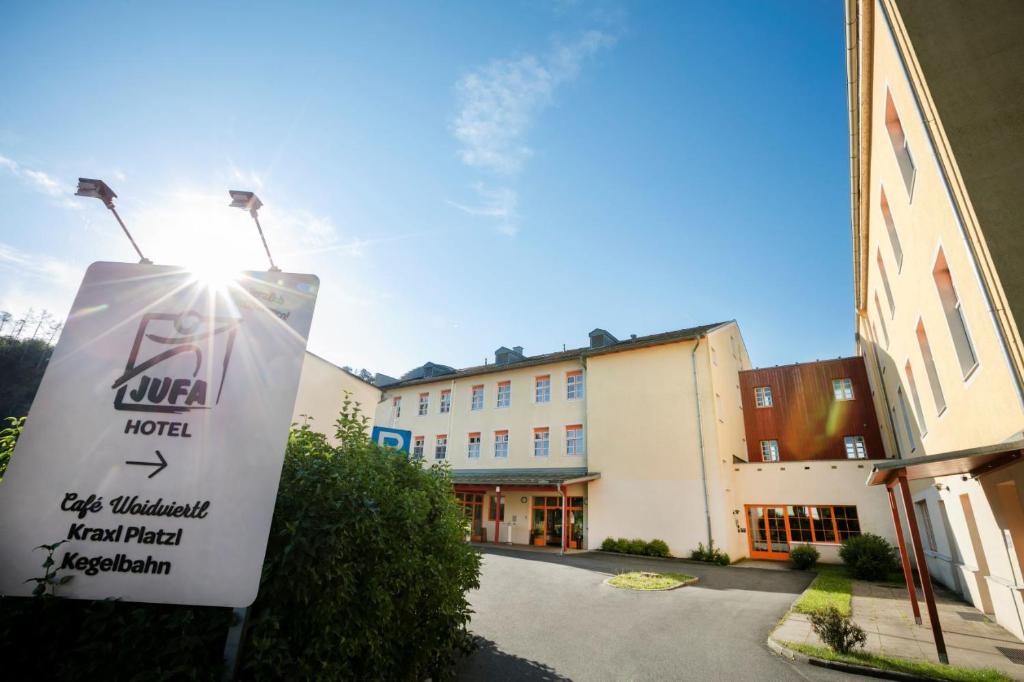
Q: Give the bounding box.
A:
[0,336,52,418]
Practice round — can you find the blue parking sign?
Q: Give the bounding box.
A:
[371,426,412,453]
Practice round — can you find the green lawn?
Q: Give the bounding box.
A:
[607,571,695,590]
[783,642,1011,682]
[793,564,853,616]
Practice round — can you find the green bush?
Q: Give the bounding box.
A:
[689,541,731,565]
[626,538,647,555]
[839,533,899,581]
[601,537,620,552]
[790,544,820,570]
[645,539,670,557]
[0,396,481,680]
[810,606,867,654]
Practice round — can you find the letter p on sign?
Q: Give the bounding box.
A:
[371,427,412,454]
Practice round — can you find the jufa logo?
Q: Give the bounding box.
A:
[112,311,241,413]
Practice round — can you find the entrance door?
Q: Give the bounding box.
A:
[747,505,791,560]
[545,507,563,546]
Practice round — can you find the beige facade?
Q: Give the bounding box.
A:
[374,322,757,556]
[292,352,381,440]
[586,324,751,558]
[848,0,1024,639]
[378,357,587,471]
[372,322,900,560]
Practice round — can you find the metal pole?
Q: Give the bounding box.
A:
[222,606,249,680]
[108,206,152,264]
[898,474,948,664]
[887,482,921,624]
[251,214,281,272]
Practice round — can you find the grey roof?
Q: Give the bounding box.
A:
[382,321,731,389]
[451,467,596,486]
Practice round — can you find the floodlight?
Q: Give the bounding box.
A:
[228,190,279,272]
[76,177,152,264]
[228,190,263,216]
[75,177,117,208]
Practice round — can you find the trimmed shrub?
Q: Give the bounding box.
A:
[790,544,820,570]
[0,397,481,680]
[645,539,670,558]
[839,533,899,581]
[809,606,867,654]
[626,538,647,555]
[616,537,630,552]
[601,537,619,552]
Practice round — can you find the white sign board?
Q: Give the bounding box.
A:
[0,261,318,607]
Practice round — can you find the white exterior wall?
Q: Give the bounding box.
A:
[732,460,896,563]
[586,322,751,558]
[292,352,381,442]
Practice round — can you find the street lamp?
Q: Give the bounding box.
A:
[228,190,280,272]
[76,178,152,264]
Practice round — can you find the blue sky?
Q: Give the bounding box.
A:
[0,1,851,377]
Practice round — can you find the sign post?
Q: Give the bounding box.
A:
[0,261,318,607]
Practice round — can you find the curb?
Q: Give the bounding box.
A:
[767,637,931,681]
[603,575,700,591]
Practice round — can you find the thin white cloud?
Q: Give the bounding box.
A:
[448,184,519,236]
[0,241,84,321]
[0,153,78,208]
[453,30,616,175]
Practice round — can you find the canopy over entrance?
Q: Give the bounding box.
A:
[865,439,1024,666]
[865,440,1024,486]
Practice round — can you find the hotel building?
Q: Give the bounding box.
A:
[848,0,1024,640]
[373,324,898,563]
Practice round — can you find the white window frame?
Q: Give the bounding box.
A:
[933,246,979,380]
[760,439,780,462]
[494,431,509,459]
[471,385,484,411]
[434,435,447,460]
[496,382,511,408]
[467,433,481,459]
[832,378,854,401]
[533,429,550,457]
[392,397,401,419]
[754,386,773,408]
[535,375,551,404]
[440,389,451,414]
[418,393,429,416]
[412,437,424,460]
[844,435,867,460]
[566,371,584,401]
[566,426,584,456]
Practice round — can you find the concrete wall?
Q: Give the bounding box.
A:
[858,2,1024,456]
[585,322,750,559]
[851,0,1024,640]
[732,460,897,563]
[292,352,381,441]
[375,359,587,469]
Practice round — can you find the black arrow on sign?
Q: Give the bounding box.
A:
[126,450,167,478]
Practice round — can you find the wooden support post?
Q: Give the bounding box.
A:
[898,473,949,664]
[888,482,922,624]
[493,487,501,545]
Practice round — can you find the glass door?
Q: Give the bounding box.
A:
[746,505,791,560]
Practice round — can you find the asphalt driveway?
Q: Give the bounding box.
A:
[456,547,868,681]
